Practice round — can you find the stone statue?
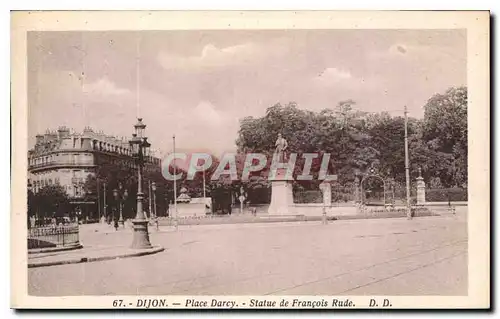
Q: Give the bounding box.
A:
[274,133,288,162]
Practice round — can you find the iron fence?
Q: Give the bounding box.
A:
[28,225,80,249]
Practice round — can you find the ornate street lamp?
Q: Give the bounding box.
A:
[122,188,128,225]
[129,118,153,249]
[113,184,128,228]
[151,181,159,230]
[113,188,119,229]
[151,182,157,218]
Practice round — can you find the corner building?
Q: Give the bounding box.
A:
[28,126,161,219]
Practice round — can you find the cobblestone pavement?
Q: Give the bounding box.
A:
[28,213,467,296]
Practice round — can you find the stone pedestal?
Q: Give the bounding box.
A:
[319,181,331,224]
[268,168,293,215]
[131,219,152,249]
[416,175,426,205]
[354,177,361,203]
[319,181,332,206]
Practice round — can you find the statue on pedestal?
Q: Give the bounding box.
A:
[268,133,293,216]
[274,133,288,162]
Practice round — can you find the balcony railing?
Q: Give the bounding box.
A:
[28,161,95,170]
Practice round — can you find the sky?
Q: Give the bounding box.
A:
[27,29,466,156]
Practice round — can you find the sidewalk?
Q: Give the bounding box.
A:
[28,244,164,268]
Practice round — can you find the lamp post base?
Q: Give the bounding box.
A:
[131,219,152,249]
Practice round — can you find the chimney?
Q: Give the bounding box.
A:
[35,134,44,145]
[83,126,94,136]
[57,126,70,139]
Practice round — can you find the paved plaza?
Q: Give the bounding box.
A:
[28,211,467,296]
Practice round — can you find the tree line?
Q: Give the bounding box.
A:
[234,86,467,191]
[28,86,467,218]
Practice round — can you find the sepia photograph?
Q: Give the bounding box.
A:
[11,10,489,309]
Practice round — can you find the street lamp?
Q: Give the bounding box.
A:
[319,181,329,225]
[151,181,158,230]
[102,182,107,223]
[151,182,157,218]
[123,188,128,223]
[404,106,411,219]
[113,188,119,229]
[129,118,153,249]
[113,184,128,228]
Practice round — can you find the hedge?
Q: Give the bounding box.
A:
[294,190,323,203]
[425,188,467,202]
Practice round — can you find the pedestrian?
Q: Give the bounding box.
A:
[251,207,257,217]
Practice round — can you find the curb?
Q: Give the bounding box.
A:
[28,246,165,268]
[28,244,83,254]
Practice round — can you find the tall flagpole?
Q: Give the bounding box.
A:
[404,105,411,220]
[203,167,206,199]
[173,134,178,231]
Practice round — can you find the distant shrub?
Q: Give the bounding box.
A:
[294,190,323,203]
[426,188,467,202]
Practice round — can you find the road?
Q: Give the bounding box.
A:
[28,213,467,296]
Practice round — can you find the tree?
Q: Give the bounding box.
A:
[236,101,378,189]
[27,187,35,217]
[422,86,467,187]
[82,159,140,220]
[33,185,70,220]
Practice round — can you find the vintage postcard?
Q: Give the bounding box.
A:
[11,11,489,309]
